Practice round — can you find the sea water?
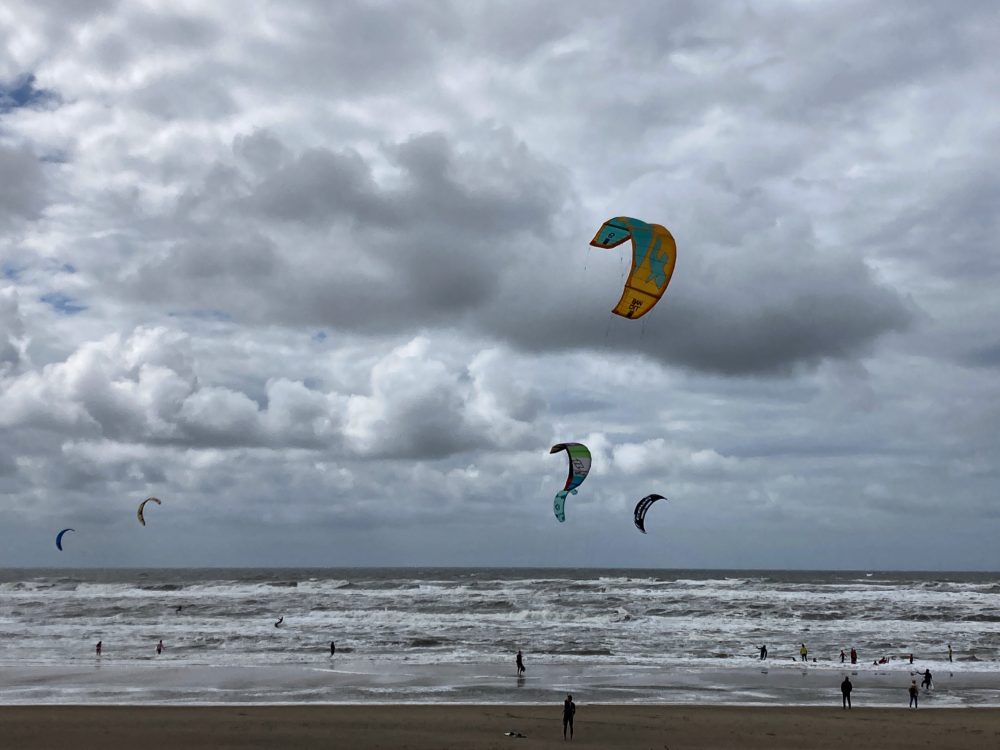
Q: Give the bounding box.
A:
[1,568,998,705]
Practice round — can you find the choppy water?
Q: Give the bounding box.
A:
[1,568,998,705]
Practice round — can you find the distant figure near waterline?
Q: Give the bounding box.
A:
[841,676,853,709]
[516,650,525,676]
[330,641,336,656]
[96,641,102,657]
[840,650,846,664]
[563,694,576,740]
[850,647,857,664]
[909,681,919,708]
[156,639,163,656]
[274,616,283,628]
[800,643,808,662]
[759,644,767,660]
[948,643,953,663]
[919,669,932,690]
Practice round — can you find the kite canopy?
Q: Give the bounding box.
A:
[590,216,677,319]
[137,496,161,526]
[55,528,74,551]
[549,443,592,522]
[633,494,667,534]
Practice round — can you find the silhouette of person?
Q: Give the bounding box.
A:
[563,694,576,740]
[841,676,852,709]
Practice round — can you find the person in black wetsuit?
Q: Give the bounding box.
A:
[96,641,102,657]
[330,641,336,656]
[563,694,575,740]
[759,644,767,660]
[516,650,525,676]
[909,681,919,708]
[841,676,852,709]
[919,669,932,690]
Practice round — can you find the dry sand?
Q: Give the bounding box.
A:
[1,704,998,749]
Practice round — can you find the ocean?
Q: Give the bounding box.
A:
[1,568,998,706]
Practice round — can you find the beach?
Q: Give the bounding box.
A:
[1,705,998,749]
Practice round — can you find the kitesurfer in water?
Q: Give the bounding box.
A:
[96,641,102,657]
[516,650,525,676]
[759,644,767,660]
[156,639,164,656]
[274,616,283,628]
[562,694,575,740]
[919,669,932,690]
[330,641,336,656]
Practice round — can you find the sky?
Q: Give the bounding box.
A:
[1,1,998,570]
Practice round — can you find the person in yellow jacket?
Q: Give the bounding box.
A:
[799,643,808,662]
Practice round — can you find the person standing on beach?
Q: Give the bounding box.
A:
[840,650,846,664]
[948,643,953,662]
[96,641,102,657]
[850,647,857,665]
[909,681,919,708]
[516,650,525,676]
[800,643,808,662]
[562,694,575,740]
[156,639,164,656]
[841,676,852,709]
[759,644,767,660]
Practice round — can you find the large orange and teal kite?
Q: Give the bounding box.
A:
[590,217,677,319]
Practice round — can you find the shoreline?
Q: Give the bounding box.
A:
[3,660,998,707]
[1,705,998,749]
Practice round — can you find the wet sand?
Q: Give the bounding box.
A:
[1,704,998,749]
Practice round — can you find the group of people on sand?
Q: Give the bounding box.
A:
[840,669,934,710]
[515,650,576,740]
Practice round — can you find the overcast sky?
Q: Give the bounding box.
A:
[1,1,998,570]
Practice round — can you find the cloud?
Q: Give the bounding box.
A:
[0,145,47,227]
[0,1,998,568]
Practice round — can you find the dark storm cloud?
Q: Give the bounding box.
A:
[106,122,909,375]
[485,244,913,374]
[116,128,565,333]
